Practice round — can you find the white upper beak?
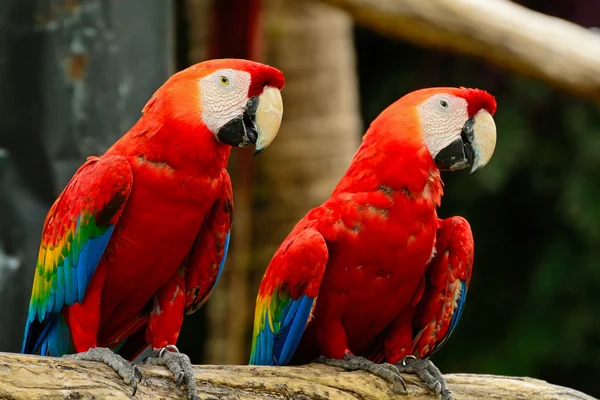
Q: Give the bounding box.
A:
[470,109,497,174]
[254,86,283,154]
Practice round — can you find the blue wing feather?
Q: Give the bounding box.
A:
[22,228,115,356]
[251,294,315,366]
[77,226,113,303]
[211,231,230,295]
[276,295,314,365]
[55,265,65,313]
[250,229,328,367]
[67,228,79,306]
[447,280,467,335]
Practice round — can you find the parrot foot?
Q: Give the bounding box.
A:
[315,353,407,394]
[143,345,197,400]
[62,347,142,396]
[396,355,452,400]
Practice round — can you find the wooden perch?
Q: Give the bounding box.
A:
[0,352,594,399]
[318,0,600,102]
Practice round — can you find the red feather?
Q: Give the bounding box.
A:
[459,87,497,117]
[23,58,283,360]
[251,86,485,368]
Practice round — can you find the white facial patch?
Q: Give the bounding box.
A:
[199,69,252,134]
[418,94,469,159]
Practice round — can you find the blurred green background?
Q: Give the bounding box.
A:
[1,0,598,398]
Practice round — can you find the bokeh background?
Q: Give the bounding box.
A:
[1,0,599,397]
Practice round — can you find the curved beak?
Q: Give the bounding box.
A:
[252,86,283,155]
[433,109,497,175]
[215,86,283,155]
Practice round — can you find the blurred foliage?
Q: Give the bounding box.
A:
[354,16,600,397]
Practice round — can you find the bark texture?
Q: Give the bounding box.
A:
[0,353,595,400]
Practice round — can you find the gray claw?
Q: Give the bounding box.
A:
[134,365,143,381]
[397,356,452,400]
[441,389,453,400]
[63,347,141,396]
[145,346,197,400]
[131,379,138,397]
[315,354,407,394]
[176,371,185,386]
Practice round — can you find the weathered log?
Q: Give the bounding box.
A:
[0,352,594,399]
[318,0,600,102]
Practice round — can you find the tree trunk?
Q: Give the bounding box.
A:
[184,0,363,365]
[255,0,361,257]
[0,352,594,400]
[248,0,362,331]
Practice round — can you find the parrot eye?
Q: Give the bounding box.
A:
[436,96,452,112]
[219,76,230,86]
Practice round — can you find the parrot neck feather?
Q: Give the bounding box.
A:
[334,126,443,206]
[108,109,231,177]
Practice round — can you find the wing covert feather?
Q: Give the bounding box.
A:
[412,216,474,358]
[250,228,328,366]
[22,156,133,355]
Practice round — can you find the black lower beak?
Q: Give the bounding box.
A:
[433,117,476,172]
[215,97,260,148]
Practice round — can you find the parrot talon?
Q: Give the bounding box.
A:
[315,354,407,394]
[62,347,141,396]
[380,362,404,374]
[145,346,197,400]
[176,371,185,386]
[396,356,452,400]
[134,365,143,383]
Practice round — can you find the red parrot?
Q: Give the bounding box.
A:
[250,87,496,400]
[22,58,284,399]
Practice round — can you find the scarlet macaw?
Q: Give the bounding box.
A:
[23,58,285,399]
[250,87,496,400]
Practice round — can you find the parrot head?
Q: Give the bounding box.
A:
[374,87,497,174]
[146,58,285,155]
